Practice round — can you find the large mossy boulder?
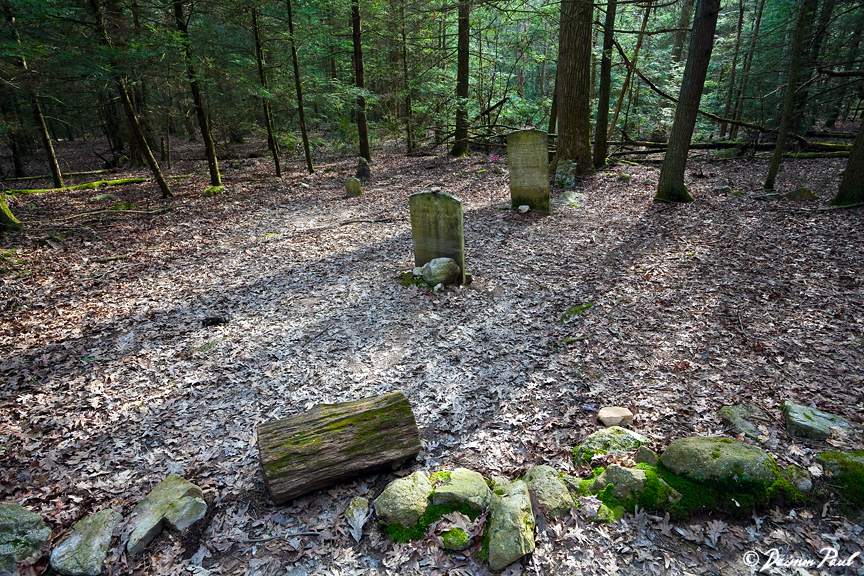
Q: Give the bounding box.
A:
[0,503,51,570]
[487,480,535,571]
[127,475,207,555]
[431,468,490,512]
[660,437,778,484]
[50,509,122,576]
[524,465,573,518]
[816,451,864,507]
[781,401,853,440]
[573,426,649,465]
[373,471,432,528]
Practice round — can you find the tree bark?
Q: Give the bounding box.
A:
[607,1,651,141]
[400,2,414,153]
[671,0,696,63]
[258,392,421,505]
[764,0,818,190]
[593,0,617,167]
[730,0,765,139]
[829,110,864,205]
[719,0,745,138]
[174,0,221,186]
[655,0,721,202]
[253,8,281,178]
[555,0,593,175]
[0,194,20,231]
[352,0,371,164]
[450,0,470,156]
[286,0,313,173]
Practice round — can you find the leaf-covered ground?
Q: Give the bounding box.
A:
[1,139,863,575]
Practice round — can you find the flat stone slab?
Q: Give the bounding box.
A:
[50,509,122,576]
[0,503,51,571]
[781,401,852,440]
[373,471,432,528]
[597,407,633,427]
[431,468,490,512]
[127,475,207,555]
[524,465,573,518]
[660,437,778,485]
[488,480,535,571]
[574,426,649,465]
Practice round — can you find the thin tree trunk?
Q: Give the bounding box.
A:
[719,0,745,138]
[830,121,864,205]
[286,0,313,173]
[450,0,470,156]
[793,0,835,132]
[253,8,281,177]
[655,0,721,202]
[400,2,414,153]
[548,84,558,135]
[730,0,765,139]
[764,0,818,190]
[593,0,617,167]
[671,0,696,63]
[608,1,651,141]
[174,0,221,186]
[555,0,593,175]
[0,88,26,177]
[352,0,371,163]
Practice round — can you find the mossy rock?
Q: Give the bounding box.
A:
[660,437,777,485]
[374,472,432,528]
[785,187,819,201]
[781,401,853,440]
[617,173,631,182]
[109,202,136,211]
[89,193,119,203]
[431,468,490,513]
[0,504,51,570]
[203,186,224,197]
[523,465,574,518]
[487,480,535,570]
[573,426,649,465]
[441,528,471,551]
[816,451,864,508]
[717,404,765,440]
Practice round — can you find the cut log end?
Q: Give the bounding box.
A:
[257,392,421,505]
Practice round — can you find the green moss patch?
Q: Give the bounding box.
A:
[110,202,136,211]
[561,302,593,321]
[817,451,864,508]
[400,271,429,288]
[203,185,225,197]
[382,501,478,543]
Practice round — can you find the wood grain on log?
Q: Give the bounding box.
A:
[257,392,421,504]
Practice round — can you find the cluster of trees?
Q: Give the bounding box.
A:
[0,0,862,229]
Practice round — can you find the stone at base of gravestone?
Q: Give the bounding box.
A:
[373,471,432,528]
[508,129,550,215]
[717,404,765,440]
[517,205,530,214]
[420,257,460,286]
[785,187,818,201]
[345,177,362,198]
[356,157,371,180]
[781,401,853,440]
[634,446,658,466]
[714,186,732,194]
[523,465,573,518]
[432,468,490,512]
[409,191,465,285]
[487,480,535,571]
[573,426,649,465]
[554,159,578,189]
[50,509,122,576]
[0,503,51,571]
[597,406,633,427]
[660,437,778,484]
[126,475,207,555]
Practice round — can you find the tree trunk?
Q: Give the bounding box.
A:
[607,1,651,141]
[0,194,20,231]
[400,2,414,153]
[352,0,371,164]
[253,9,281,178]
[258,392,421,505]
[0,88,26,177]
[286,0,313,174]
[792,0,835,133]
[764,0,818,190]
[655,0,721,202]
[671,0,696,63]
[548,84,558,135]
[593,0,617,167]
[829,122,864,205]
[730,0,765,139]
[450,0,470,156]
[555,0,593,175]
[174,0,221,186]
[719,0,745,138]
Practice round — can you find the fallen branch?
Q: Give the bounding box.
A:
[1,169,114,183]
[339,217,392,226]
[90,253,134,264]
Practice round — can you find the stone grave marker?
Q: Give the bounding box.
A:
[409,191,466,284]
[507,129,550,214]
[345,177,362,197]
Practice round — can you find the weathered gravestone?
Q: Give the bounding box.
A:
[345,178,362,198]
[507,129,550,215]
[409,191,466,284]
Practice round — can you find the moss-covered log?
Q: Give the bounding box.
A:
[258,392,421,504]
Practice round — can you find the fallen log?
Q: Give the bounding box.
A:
[257,392,421,505]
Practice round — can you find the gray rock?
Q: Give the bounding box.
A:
[127,475,207,555]
[714,186,732,194]
[574,426,649,465]
[815,451,864,476]
[718,404,766,440]
[554,160,578,189]
[488,480,535,571]
[420,258,461,286]
[785,187,818,201]
[591,465,646,499]
[432,468,490,513]
[781,401,852,440]
[634,446,658,466]
[523,465,573,518]
[784,465,813,493]
[517,205,530,214]
[441,528,471,551]
[0,503,51,571]
[345,178,362,198]
[660,437,778,484]
[50,509,122,576]
[597,406,633,427]
[373,471,432,528]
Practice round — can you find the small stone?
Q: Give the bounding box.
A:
[784,465,813,493]
[785,187,818,201]
[714,186,732,194]
[50,509,122,576]
[617,173,631,182]
[517,205,530,214]
[127,475,207,555]
[597,407,633,427]
[441,528,471,551]
[573,426,649,465]
[432,468,490,513]
[718,404,765,440]
[421,257,461,286]
[345,177,362,198]
[634,446,658,466]
[0,503,51,571]
[373,471,432,528]
[524,465,574,518]
[412,267,422,276]
[781,401,853,440]
[487,480,535,571]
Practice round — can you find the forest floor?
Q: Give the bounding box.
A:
[1,136,863,576]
